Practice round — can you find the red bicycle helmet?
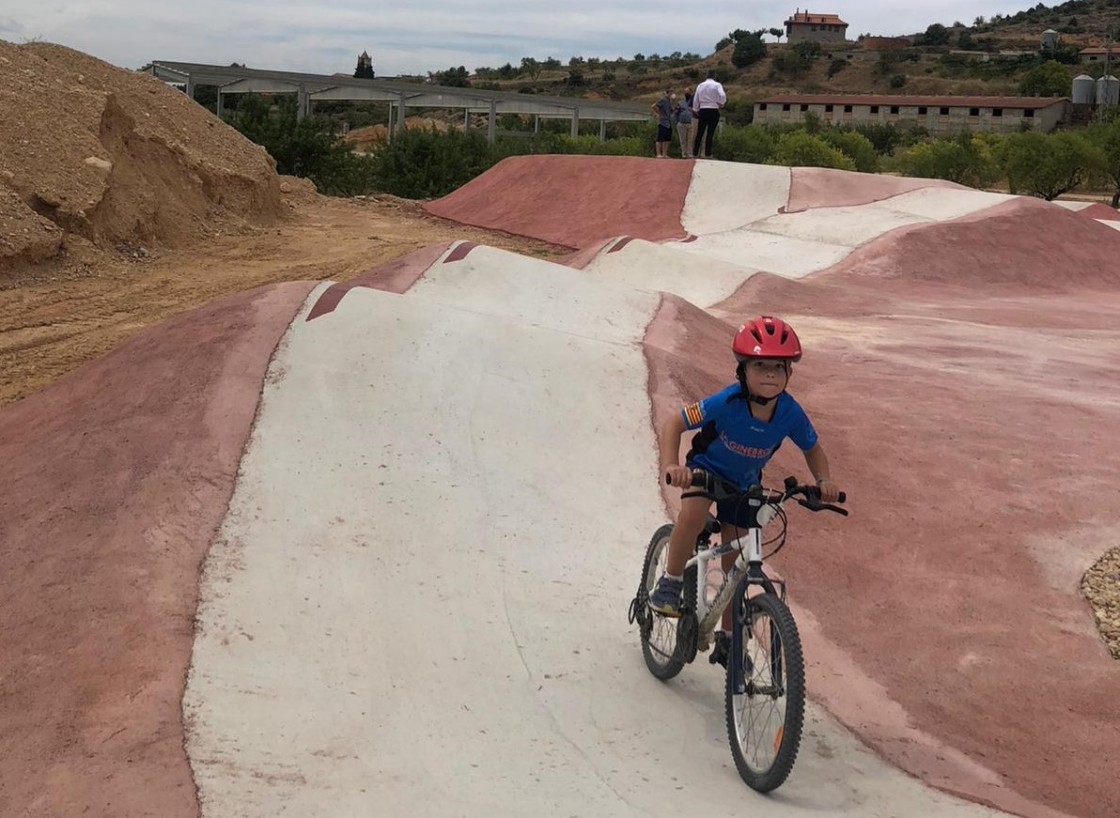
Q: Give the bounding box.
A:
[732,316,802,362]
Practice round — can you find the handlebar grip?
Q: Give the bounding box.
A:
[664,470,710,488]
[806,485,846,504]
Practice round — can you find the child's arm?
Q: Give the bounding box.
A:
[660,413,692,487]
[802,443,841,502]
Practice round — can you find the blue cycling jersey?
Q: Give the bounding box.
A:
[681,383,818,490]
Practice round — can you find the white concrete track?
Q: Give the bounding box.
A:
[184,239,1010,816]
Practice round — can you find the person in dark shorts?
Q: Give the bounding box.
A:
[651,87,673,158]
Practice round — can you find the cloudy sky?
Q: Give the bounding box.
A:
[2,1,1049,77]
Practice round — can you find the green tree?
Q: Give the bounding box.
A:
[732,33,767,68]
[895,134,999,187]
[854,123,904,156]
[1086,119,1120,206]
[432,66,471,87]
[769,131,856,170]
[820,129,879,172]
[520,57,541,80]
[230,94,376,195]
[713,124,775,163]
[371,127,495,198]
[920,23,951,46]
[1001,130,1102,200]
[1018,59,1072,96]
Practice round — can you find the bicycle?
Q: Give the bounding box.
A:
[627,470,847,792]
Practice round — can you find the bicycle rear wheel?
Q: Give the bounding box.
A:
[637,524,697,680]
[725,590,805,792]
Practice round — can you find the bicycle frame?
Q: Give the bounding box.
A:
[684,499,781,654]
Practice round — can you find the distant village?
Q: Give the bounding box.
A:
[750,9,1118,135]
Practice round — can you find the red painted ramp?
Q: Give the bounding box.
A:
[424,154,693,249]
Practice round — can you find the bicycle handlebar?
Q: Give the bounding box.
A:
[665,469,848,515]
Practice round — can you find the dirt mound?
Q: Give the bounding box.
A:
[343,117,451,152]
[823,196,1120,291]
[0,40,284,273]
[1074,202,1120,222]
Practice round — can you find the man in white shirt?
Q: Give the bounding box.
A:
[691,70,727,159]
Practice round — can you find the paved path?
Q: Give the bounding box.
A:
[5,158,1120,818]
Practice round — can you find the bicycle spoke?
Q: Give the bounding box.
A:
[726,593,805,791]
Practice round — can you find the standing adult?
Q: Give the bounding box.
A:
[691,70,726,159]
[675,87,695,158]
[651,87,674,158]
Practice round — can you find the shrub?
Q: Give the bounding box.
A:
[230,94,374,195]
[894,134,999,188]
[890,74,908,88]
[370,127,495,198]
[769,131,856,170]
[714,125,776,163]
[731,34,767,68]
[820,129,880,172]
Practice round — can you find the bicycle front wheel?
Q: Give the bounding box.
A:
[725,590,805,792]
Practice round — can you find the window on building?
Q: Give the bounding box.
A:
[870,105,880,113]
[782,103,791,112]
[811,25,817,31]
[890,105,899,114]
[939,107,950,115]
[969,108,980,116]
[1024,109,1034,117]
[825,104,834,112]
[918,107,928,115]
[992,108,1002,116]
[843,105,853,113]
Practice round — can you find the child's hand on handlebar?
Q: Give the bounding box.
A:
[663,465,695,487]
[816,478,841,503]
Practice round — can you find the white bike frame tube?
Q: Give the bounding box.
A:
[687,525,763,623]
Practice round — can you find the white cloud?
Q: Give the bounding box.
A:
[3,1,1053,76]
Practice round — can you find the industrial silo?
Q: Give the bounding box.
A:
[1072,75,1096,105]
[1097,75,1119,106]
[1041,29,1060,50]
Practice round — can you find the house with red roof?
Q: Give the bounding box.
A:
[784,9,849,44]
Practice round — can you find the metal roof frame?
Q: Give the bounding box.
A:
[143,60,650,140]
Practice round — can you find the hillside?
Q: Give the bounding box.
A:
[466,0,1120,108]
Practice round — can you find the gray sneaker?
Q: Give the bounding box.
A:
[649,575,684,616]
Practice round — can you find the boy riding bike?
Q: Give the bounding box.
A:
[651,316,842,665]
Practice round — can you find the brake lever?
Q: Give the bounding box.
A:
[796,497,849,516]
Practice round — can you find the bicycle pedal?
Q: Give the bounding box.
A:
[709,634,730,668]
